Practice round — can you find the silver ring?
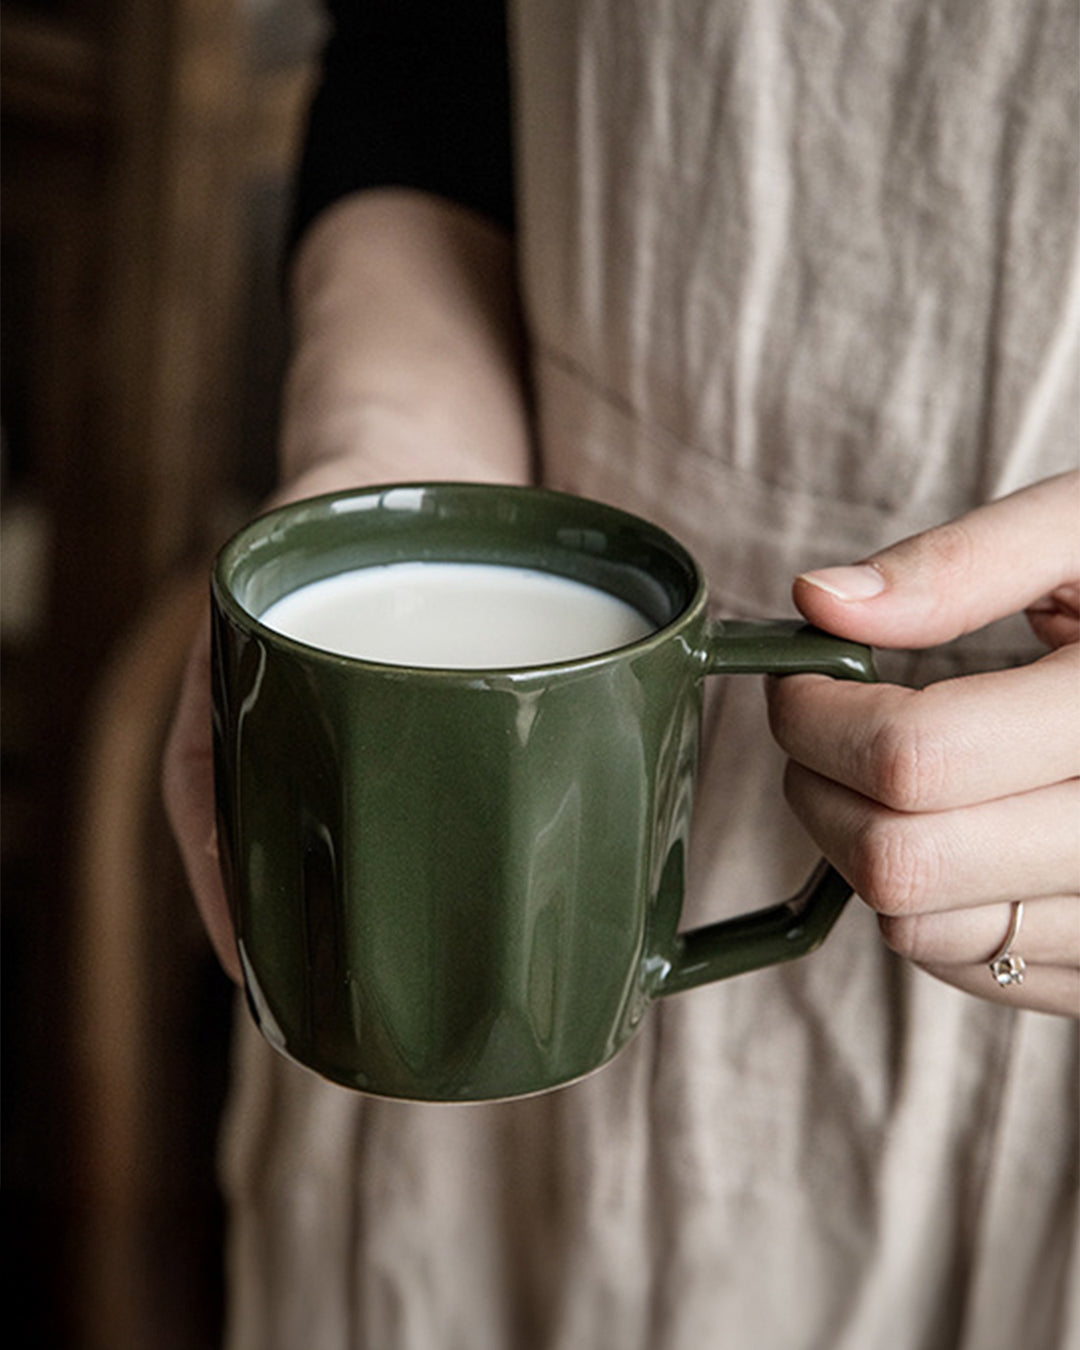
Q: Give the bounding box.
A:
[988,901,1027,988]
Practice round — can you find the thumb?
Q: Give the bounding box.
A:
[792,471,1080,649]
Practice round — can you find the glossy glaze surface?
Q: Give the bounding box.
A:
[212,484,875,1100]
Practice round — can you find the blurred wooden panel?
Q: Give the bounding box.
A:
[1,0,318,1343]
[70,571,234,1350]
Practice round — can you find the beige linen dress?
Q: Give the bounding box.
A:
[221,3,1079,1346]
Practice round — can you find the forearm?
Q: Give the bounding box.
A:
[280,188,535,495]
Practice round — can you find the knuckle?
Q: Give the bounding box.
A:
[866,706,948,812]
[850,815,939,915]
[919,517,979,583]
[911,519,983,640]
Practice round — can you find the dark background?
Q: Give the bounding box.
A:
[2,1,322,1342]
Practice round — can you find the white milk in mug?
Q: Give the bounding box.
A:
[259,561,656,669]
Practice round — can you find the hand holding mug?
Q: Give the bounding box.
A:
[767,471,1080,1018]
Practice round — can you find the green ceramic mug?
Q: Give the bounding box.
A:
[212,483,876,1101]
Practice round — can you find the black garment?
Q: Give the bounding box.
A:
[290,0,515,252]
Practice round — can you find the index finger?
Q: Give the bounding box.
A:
[766,644,1080,813]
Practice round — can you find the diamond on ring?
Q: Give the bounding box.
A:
[988,902,1027,988]
[989,952,1027,987]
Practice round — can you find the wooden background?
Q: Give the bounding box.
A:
[1,0,320,1342]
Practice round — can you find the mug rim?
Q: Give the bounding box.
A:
[212,481,709,680]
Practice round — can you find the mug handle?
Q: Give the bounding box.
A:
[654,620,877,998]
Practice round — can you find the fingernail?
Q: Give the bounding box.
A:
[798,564,886,601]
